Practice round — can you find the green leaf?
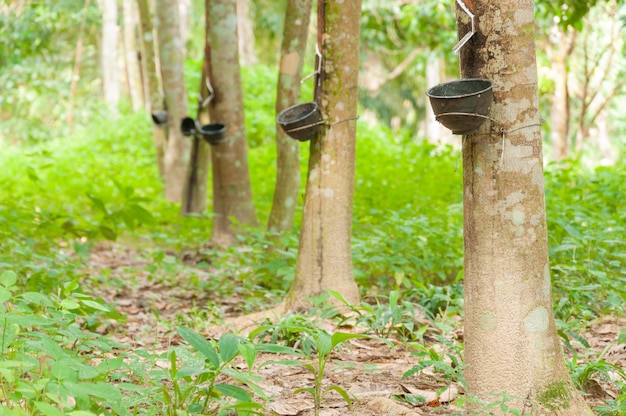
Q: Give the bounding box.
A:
[294,387,316,397]
[219,333,241,363]
[238,342,257,371]
[618,328,626,345]
[0,287,12,304]
[60,299,80,310]
[34,402,63,416]
[86,194,107,214]
[176,326,220,367]
[19,292,55,307]
[0,271,17,288]
[317,331,332,356]
[331,332,369,349]
[326,385,354,409]
[214,383,251,402]
[79,299,110,312]
[99,225,117,241]
[259,359,305,369]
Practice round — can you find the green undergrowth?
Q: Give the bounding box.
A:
[0,69,625,413]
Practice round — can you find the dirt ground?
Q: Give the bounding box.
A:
[86,242,626,415]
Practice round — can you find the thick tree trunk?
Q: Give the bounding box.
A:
[101,0,120,109]
[136,0,166,179]
[207,0,257,245]
[457,0,591,414]
[122,0,143,111]
[285,0,361,311]
[267,0,312,233]
[155,0,191,203]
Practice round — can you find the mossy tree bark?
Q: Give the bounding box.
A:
[284,0,361,311]
[206,0,257,245]
[136,0,166,179]
[155,0,190,203]
[457,0,592,414]
[267,0,312,233]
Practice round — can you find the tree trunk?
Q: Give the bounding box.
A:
[122,0,144,111]
[267,0,312,233]
[236,0,258,65]
[548,25,576,161]
[285,0,361,312]
[101,0,120,109]
[155,0,191,203]
[457,0,591,414]
[206,0,257,245]
[136,0,166,179]
[181,41,213,215]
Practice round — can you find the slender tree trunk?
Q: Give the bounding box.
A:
[155,0,191,202]
[236,0,257,65]
[101,0,120,109]
[181,40,212,215]
[457,1,591,414]
[548,25,576,161]
[136,0,166,179]
[206,0,257,245]
[122,0,144,111]
[178,0,191,53]
[267,0,312,233]
[67,0,91,126]
[285,0,361,312]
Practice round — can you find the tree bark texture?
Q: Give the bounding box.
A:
[206,0,257,245]
[136,0,166,179]
[101,0,120,109]
[267,0,312,233]
[457,1,591,414]
[155,0,191,203]
[285,0,362,311]
[122,0,144,111]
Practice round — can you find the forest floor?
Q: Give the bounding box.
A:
[85,242,626,415]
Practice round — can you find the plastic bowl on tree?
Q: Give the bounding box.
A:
[277,102,323,142]
[426,78,494,135]
[198,123,226,145]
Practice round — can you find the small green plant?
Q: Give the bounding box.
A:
[403,329,465,387]
[252,315,368,416]
[456,391,530,415]
[329,289,428,342]
[594,394,626,415]
[171,326,267,415]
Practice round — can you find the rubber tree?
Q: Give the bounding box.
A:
[181,32,212,215]
[267,0,312,233]
[136,0,166,179]
[206,0,257,245]
[122,0,143,111]
[456,0,591,413]
[284,0,361,311]
[155,0,191,203]
[101,0,119,109]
